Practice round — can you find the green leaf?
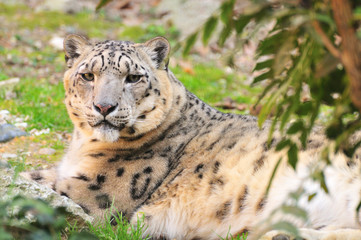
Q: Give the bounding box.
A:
[308,193,317,202]
[96,0,112,11]
[258,30,288,56]
[280,98,298,131]
[296,101,313,116]
[300,130,308,149]
[253,4,272,22]
[234,15,252,33]
[356,200,361,217]
[27,230,52,240]
[252,70,273,83]
[276,139,291,151]
[315,13,336,29]
[326,121,343,139]
[254,59,274,71]
[288,143,298,169]
[273,36,295,76]
[220,0,235,24]
[267,104,283,143]
[218,24,233,47]
[257,92,277,126]
[287,120,304,135]
[69,232,98,240]
[0,227,12,240]
[281,205,308,221]
[202,16,218,45]
[354,7,361,20]
[183,32,198,57]
[266,157,282,195]
[272,221,299,237]
[343,139,361,158]
[319,171,329,194]
[254,80,280,103]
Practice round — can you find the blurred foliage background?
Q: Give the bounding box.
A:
[180,0,361,168]
[0,0,258,239]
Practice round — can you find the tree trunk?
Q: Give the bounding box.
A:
[331,0,361,112]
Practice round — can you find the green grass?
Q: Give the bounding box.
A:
[0,72,9,81]
[6,156,29,173]
[0,77,71,131]
[0,3,121,39]
[221,232,248,240]
[86,211,150,240]
[0,3,179,42]
[174,64,259,106]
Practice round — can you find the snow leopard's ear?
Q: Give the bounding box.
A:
[142,37,170,70]
[63,34,91,68]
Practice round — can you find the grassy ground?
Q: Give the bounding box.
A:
[0,2,257,239]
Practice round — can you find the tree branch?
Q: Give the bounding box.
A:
[331,0,361,112]
[311,20,341,58]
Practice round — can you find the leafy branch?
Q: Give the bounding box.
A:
[183,0,361,165]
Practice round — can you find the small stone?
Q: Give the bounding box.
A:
[1,153,17,159]
[30,128,50,136]
[0,110,10,120]
[39,148,56,155]
[49,36,64,51]
[0,161,10,168]
[14,117,24,123]
[0,123,28,142]
[14,122,28,129]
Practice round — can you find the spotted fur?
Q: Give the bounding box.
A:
[22,35,361,240]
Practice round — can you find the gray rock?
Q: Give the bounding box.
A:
[38,148,56,155]
[0,123,28,143]
[0,167,94,226]
[1,153,18,159]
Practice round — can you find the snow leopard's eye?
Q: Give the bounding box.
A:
[80,73,94,81]
[125,74,142,84]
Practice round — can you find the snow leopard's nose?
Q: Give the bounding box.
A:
[93,102,118,117]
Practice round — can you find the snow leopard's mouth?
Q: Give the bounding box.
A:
[91,120,126,131]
